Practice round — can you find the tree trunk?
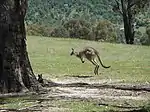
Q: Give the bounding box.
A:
[121,0,135,44]
[0,0,40,93]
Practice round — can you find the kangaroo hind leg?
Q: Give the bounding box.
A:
[93,59,99,75]
[90,60,99,75]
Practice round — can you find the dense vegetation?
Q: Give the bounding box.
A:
[26,0,120,26]
[26,0,150,45]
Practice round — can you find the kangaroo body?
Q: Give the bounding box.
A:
[70,47,110,75]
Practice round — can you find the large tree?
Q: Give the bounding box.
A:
[0,0,40,93]
[113,0,149,44]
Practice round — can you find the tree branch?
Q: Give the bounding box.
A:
[127,0,139,10]
[113,0,123,15]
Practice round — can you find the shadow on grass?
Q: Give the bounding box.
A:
[41,78,150,92]
[71,75,93,78]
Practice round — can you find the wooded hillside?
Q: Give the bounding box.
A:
[26,0,121,26]
[25,0,150,45]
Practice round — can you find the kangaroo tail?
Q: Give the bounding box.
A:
[96,54,110,68]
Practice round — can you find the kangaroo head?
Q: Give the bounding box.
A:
[70,48,85,63]
[38,74,43,83]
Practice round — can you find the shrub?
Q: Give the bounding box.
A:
[63,19,91,38]
[134,31,143,45]
[50,27,69,38]
[26,20,117,43]
[139,34,149,45]
[26,24,52,37]
[139,25,150,45]
[89,20,117,42]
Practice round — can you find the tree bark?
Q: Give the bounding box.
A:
[121,0,135,44]
[0,0,40,93]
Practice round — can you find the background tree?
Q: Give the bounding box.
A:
[113,0,150,44]
[26,0,120,26]
[0,0,40,93]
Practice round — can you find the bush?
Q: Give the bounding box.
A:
[140,34,150,45]
[50,27,69,38]
[63,19,91,38]
[26,24,52,37]
[26,20,117,43]
[134,31,143,45]
[89,20,117,42]
[139,25,150,45]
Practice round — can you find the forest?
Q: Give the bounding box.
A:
[26,0,120,25]
[26,0,150,45]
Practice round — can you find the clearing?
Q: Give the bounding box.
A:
[0,36,150,112]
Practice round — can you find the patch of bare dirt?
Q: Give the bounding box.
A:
[3,77,148,112]
[46,78,150,100]
[30,77,150,112]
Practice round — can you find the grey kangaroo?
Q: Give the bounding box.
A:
[70,47,110,75]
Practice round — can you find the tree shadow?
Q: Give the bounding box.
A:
[37,74,150,92]
[69,75,93,78]
[67,75,93,78]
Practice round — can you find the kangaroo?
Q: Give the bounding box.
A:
[37,74,44,84]
[70,47,110,75]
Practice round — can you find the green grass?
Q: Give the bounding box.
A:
[0,97,37,110]
[59,100,121,112]
[27,36,150,82]
[1,36,150,111]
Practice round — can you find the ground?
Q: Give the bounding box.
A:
[29,77,150,112]
[0,36,150,112]
[1,76,149,112]
[23,76,150,112]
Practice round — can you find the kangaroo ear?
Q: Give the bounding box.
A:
[38,74,42,77]
[71,48,74,51]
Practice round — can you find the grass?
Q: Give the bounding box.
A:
[64,100,150,112]
[0,97,148,112]
[0,97,37,110]
[58,100,121,112]
[27,36,150,82]
[1,36,150,111]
